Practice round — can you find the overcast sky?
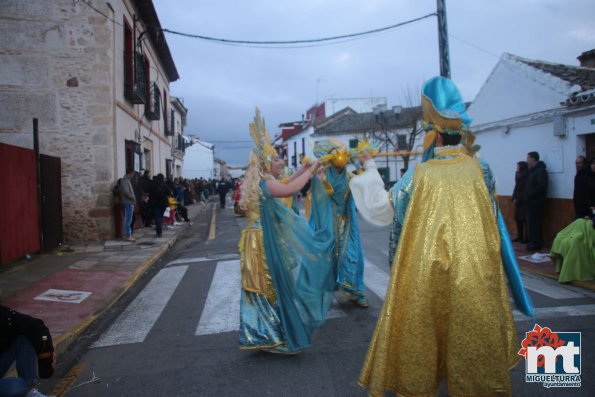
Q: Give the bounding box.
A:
[152,0,595,167]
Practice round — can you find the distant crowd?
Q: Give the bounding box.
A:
[115,171,236,240]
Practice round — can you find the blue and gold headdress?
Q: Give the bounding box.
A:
[249,107,277,171]
[313,138,379,169]
[421,77,479,161]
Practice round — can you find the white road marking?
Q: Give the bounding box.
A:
[522,274,586,299]
[514,304,595,321]
[166,254,240,267]
[196,261,346,335]
[196,260,242,335]
[91,266,188,348]
[327,299,346,319]
[90,255,595,346]
[34,289,92,304]
[363,259,390,300]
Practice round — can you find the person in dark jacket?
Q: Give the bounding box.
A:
[573,155,592,219]
[511,161,529,242]
[217,178,230,209]
[149,173,170,238]
[522,151,548,250]
[0,305,55,397]
[140,171,153,227]
[589,157,595,215]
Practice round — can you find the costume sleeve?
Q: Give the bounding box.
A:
[349,159,393,226]
[388,167,415,265]
[477,157,497,211]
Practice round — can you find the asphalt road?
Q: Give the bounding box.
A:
[47,203,595,397]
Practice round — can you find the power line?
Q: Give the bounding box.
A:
[450,33,499,59]
[78,0,435,48]
[160,13,437,46]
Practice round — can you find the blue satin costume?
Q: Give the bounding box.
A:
[239,180,336,353]
[309,168,366,302]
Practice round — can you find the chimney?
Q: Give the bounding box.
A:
[577,49,595,68]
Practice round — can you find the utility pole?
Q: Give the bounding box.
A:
[436,0,451,78]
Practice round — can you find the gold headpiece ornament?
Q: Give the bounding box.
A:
[420,77,480,157]
[249,107,277,171]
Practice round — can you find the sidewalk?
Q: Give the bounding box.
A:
[0,201,215,355]
[1,204,593,359]
[513,242,595,292]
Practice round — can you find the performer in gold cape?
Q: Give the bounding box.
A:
[351,77,519,396]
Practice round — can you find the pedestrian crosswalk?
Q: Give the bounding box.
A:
[91,255,595,349]
[92,266,188,348]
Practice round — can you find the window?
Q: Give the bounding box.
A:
[349,138,359,149]
[301,138,305,156]
[293,141,297,167]
[163,89,172,136]
[397,134,407,150]
[170,108,175,134]
[123,18,146,104]
[166,159,173,180]
[144,148,152,173]
[144,56,150,105]
[145,82,161,120]
[123,19,133,94]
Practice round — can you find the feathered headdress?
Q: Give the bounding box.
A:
[249,107,277,171]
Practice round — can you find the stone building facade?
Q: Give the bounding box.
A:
[0,0,180,242]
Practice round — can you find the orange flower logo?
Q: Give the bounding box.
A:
[518,324,566,367]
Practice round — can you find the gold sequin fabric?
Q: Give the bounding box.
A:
[359,154,518,397]
[239,203,275,304]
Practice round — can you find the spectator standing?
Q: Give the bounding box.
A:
[574,155,591,219]
[149,174,170,238]
[589,157,595,210]
[119,169,136,242]
[197,178,206,203]
[140,171,153,227]
[217,178,230,209]
[0,305,55,397]
[523,151,548,251]
[511,161,529,242]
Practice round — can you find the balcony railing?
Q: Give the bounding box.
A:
[145,82,161,120]
[124,51,147,104]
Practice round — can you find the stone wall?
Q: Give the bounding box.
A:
[0,1,116,242]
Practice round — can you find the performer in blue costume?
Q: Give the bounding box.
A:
[238,108,336,354]
[352,77,533,397]
[309,139,367,307]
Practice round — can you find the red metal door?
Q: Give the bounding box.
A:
[0,143,40,264]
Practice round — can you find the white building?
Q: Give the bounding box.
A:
[284,97,388,172]
[170,96,188,178]
[182,136,215,180]
[467,51,595,243]
[311,106,422,183]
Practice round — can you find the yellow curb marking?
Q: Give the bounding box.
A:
[208,203,217,240]
[51,362,88,397]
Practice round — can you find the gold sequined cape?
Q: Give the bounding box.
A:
[358,154,518,397]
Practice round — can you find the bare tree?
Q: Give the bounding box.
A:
[399,85,424,172]
[362,85,424,174]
